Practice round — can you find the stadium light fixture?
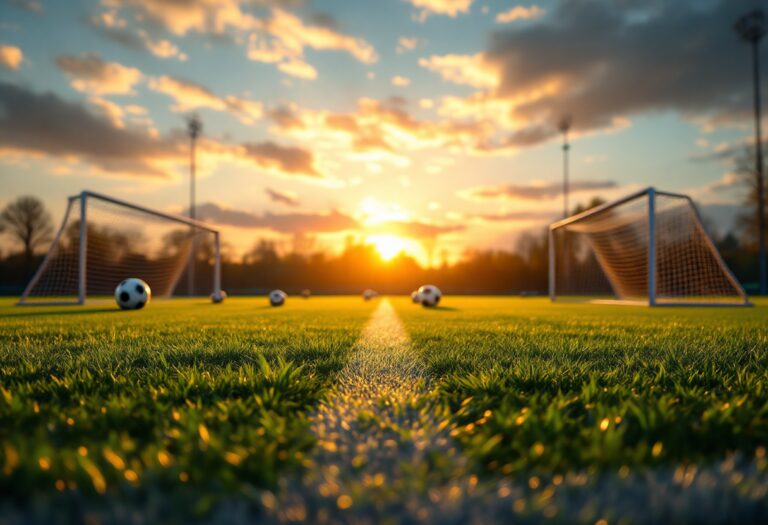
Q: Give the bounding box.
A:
[186,114,202,296]
[735,8,766,295]
[558,115,573,219]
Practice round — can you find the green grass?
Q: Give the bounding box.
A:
[0,297,374,517]
[1,296,767,522]
[393,297,768,474]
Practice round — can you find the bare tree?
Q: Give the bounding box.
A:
[0,196,53,273]
[734,145,768,249]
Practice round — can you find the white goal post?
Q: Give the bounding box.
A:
[18,190,222,305]
[548,187,750,306]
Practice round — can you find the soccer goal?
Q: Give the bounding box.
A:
[18,191,222,305]
[548,187,750,306]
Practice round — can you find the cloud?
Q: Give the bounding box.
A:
[265,188,300,207]
[87,11,187,61]
[481,0,758,146]
[101,0,258,36]
[391,75,411,87]
[247,8,377,78]
[8,0,42,13]
[148,76,263,124]
[475,210,556,222]
[496,5,544,23]
[55,53,142,95]
[369,220,464,240]
[461,180,617,201]
[197,202,358,234]
[419,54,499,88]
[242,141,321,178]
[0,45,23,71]
[405,0,474,19]
[396,36,422,54]
[0,81,179,178]
[0,82,322,182]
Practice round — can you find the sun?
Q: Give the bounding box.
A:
[368,234,408,261]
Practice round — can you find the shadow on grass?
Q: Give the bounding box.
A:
[425,306,459,312]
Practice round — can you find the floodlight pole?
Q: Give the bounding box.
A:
[559,115,573,219]
[187,115,202,296]
[735,9,766,295]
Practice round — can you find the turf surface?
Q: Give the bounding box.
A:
[1,296,767,523]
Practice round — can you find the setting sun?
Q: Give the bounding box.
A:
[367,234,409,261]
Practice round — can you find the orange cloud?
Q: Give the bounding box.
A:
[391,75,411,87]
[148,76,263,124]
[56,53,142,95]
[0,45,23,71]
[406,0,474,19]
[419,54,499,88]
[496,5,544,23]
[106,0,257,36]
[247,8,377,79]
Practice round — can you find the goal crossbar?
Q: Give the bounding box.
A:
[548,187,750,307]
[18,190,222,305]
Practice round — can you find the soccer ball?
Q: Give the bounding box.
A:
[362,289,378,301]
[417,284,441,307]
[301,289,311,298]
[411,290,421,303]
[211,290,228,304]
[269,290,287,307]
[115,278,151,310]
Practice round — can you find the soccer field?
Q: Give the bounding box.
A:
[1,296,767,523]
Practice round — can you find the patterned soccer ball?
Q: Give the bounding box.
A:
[362,289,378,301]
[417,284,441,307]
[269,289,287,307]
[411,290,421,303]
[210,290,228,304]
[115,278,151,310]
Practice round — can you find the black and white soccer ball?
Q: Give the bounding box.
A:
[417,284,441,307]
[269,289,287,307]
[210,290,228,304]
[362,289,378,301]
[115,278,151,310]
[411,290,421,303]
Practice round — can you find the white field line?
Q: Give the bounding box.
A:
[267,299,481,522]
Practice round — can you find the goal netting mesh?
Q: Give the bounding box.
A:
[550,189,748,305]
[19,192,220,305]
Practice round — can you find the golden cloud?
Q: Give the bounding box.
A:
[0,45,23,71]
[148,76,263,124]
[56,53,142,95]
[496,5,544,23]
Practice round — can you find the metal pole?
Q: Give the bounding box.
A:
[186,116,201,297]
[548,227,556,301]
[78,192,87,305]
[213,232,222,296]
[752,39,766,295]
[563,131,570,219]
[647,188,656,306]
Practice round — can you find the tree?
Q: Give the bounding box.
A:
[734,145,768,249]
[0,196,53,274]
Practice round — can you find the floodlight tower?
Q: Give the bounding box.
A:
[187,114,202,296]
[735,8,766,295]
[558,115,573,219]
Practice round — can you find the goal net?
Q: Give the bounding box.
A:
[19,191,222,305]
[549,188,749,306]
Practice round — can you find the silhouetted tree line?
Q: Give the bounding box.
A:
[0,189,765,296]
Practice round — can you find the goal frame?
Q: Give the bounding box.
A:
[18,190,222,305]
[548,187,751,307]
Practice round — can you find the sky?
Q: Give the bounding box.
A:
[0,0,765,265]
